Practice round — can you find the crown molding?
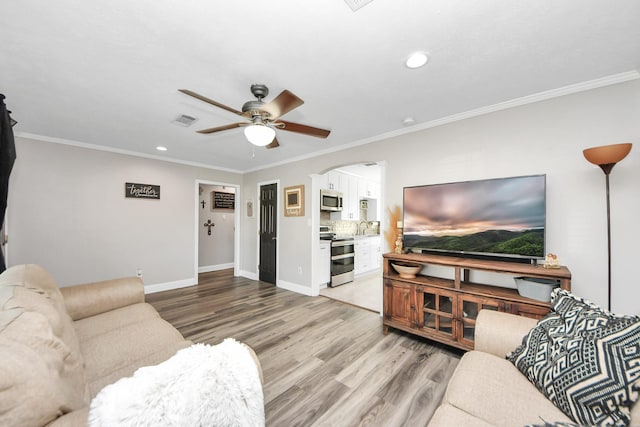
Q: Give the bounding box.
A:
[14,132,245,174]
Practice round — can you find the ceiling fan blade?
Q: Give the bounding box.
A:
[276,120,331,138]
[265,137,280,149]
[179,89,243,116]
[196,122,247,134]
[262,90,304,119]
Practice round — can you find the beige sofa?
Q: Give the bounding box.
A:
[428,310,639,427]
[0,264,261,426]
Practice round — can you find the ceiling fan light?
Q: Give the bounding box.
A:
[244,124,276,146]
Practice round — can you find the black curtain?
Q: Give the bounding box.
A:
[0,94,17,273]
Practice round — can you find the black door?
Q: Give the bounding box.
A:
[259,183,277,284]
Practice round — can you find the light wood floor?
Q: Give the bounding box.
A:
[146,269,462,427]
[320,270,382,313]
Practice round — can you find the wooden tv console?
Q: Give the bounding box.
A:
[382,252,571,351]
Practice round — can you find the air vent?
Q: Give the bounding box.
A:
[172,114,198,127]
[344,0,374,11]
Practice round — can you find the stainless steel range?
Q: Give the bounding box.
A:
[330,237,355,287]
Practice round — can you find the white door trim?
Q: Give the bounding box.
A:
[194,179,241,284]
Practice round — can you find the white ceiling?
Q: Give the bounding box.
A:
[2,1,639,172]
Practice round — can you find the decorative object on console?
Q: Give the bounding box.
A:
[507,288,640,427]
[583,142,632,311]
[543,253,560,269]
[395,221,403,253]
[514,276,559,302]
[384,205,401,253]
[391,262,421,279]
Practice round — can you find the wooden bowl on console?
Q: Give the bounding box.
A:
[391,263,422,279]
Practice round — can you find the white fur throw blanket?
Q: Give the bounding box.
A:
[89,340,264,426]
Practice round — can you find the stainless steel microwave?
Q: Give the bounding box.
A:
[320,189,343,211]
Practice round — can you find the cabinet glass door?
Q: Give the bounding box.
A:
[420,288,456,339]
[459,296,499,347]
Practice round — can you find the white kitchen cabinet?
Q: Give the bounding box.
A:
[358,178,379,199]
[354,239,370,274]
[325,171,343,191]
[354,236,381,275]
[342,175,359,220]
[371,236,381,269]
[317,240,331,286]
[328,172,357,220]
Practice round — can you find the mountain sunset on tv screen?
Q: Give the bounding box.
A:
[402,175,546,259]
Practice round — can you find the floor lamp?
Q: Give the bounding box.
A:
[583,142,632,311]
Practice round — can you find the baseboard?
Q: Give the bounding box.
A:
[198,262,234,273]
[144,278,196,294]
[278,279,314,296]
[238,270,258,281]
[235,271,314,296]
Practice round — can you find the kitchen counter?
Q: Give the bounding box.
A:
[327,234,380,241]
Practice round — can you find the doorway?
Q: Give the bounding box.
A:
[195,180,240,283]
[259,182,277,284]
[315,162,385,313]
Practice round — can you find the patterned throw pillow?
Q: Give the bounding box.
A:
[525,421,581,427]
[507,289,640,427]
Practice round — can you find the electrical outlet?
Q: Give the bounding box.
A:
[136,269,143,278]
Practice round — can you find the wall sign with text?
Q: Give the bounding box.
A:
[212,191,235,210]
[125,182,161,200]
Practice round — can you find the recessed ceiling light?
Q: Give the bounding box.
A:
[156,146,168,151]
[402,117,416,126]
[405,52,429,69]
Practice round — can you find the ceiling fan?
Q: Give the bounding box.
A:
[178,84,331,149]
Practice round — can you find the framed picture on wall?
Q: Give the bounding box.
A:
[284,185,304,217]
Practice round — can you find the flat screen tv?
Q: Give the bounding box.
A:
[402,174,546,261]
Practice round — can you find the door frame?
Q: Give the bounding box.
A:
[256,179,280,285]
[194,179,241,283]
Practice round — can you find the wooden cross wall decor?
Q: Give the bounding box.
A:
[204,219,215,235]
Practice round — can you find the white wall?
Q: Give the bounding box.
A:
[240,79,640,314]
[8,138,242,289]
[198,184,235,271]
